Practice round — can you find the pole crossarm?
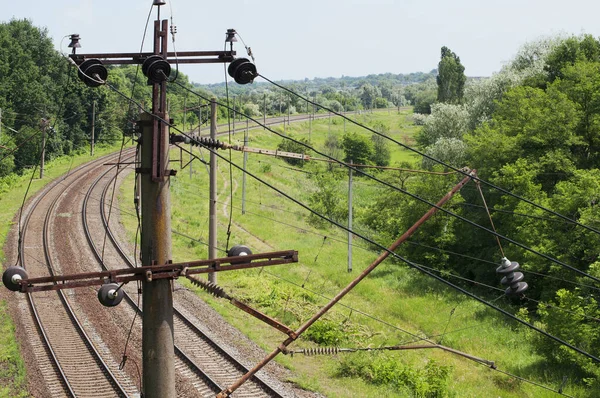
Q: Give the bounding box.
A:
[14,250,298,293]
[69,50,235,65]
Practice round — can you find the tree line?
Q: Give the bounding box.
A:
[363,37,600,392]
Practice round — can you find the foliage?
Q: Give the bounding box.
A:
[307,171,347,227]
[341,133,374,165]
[416,103,469,148]
[422,137,467,170]
[337,353,452,397]
[413,89,437,114]
[532,285,600,391]
[545,34,600,82]
[370,121,391,167]
[437,46,466,104]
[304,320,349,346]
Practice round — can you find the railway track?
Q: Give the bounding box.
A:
[81,153,285,397]
[18,152,137,397]
[9,110,312,396]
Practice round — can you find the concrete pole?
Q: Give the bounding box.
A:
[287,95,290,125]
[263,93,266,130]
[40,123,46,179]
[140,17,175,398]
[348,159,353,272]
[209,99,218,284]
[308,101,312,142]
[91,100,96,156]
[140,110,175,398]
[242,119,248,215]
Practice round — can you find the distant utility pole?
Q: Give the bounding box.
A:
[263,93,266,130]
[91,100,96,156]
[287,95,290,126]
[0,107,3,141]
[348,160,353,272]
[40,118,48,179]
[209,99,218,284]
[242,118,249,215]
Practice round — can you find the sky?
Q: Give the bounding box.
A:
[5,0,600,84]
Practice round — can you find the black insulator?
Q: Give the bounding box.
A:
[228,244,252,264]
[227,58,257,85]
[97,283,124,307]
[142,55,171,84]
[78,59,108,87]
[192,137,228,150]
[2,266,28,292]
[496,258,528,296]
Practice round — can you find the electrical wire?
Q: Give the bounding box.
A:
[92,73,600,364]
[405,240,600,293]
[169,80,600,286]
[170,172,600,323]
[258,74,600,239]
[183,135,600,363]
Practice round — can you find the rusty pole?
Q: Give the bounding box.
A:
[217,170,475,397]
[140,16,175,397]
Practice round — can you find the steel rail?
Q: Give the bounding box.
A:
[91,158,285,397]
[18,152,133,397]
[82,160,224,396]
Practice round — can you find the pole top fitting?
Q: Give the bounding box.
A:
[153,0,166,6]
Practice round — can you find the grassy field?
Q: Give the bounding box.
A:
[118,109,586,397]
[0,141,133,398]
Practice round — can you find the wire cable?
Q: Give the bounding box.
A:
[95,74,600,364]
[258,74,600,239]
[169,80,600,286]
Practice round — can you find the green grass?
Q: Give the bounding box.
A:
[0,141,133,397]
[117,109,588,397]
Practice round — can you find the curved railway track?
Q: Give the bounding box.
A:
[18,152,136,397]
[81,155,285,397]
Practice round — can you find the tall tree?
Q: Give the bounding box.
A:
[436,46,466,103]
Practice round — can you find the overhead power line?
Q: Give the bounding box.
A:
[170,80,600,287]
[83,71,600,368]
[258,74,600,239]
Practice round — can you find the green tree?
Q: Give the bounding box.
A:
[436,46,466,103]
[341,133,373,165]
[545,34,600,82]
[416,103,469,148]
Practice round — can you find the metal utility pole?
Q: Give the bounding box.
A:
[209,99,218,284]
[242,119,248,215]
[40,119,47,179]
[91,100,96,156]
[308,101,312,142]
[343,99,346,133]
[348,160,353,272]
[139,17,175,398]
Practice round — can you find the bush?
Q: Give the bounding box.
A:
[304,320,348,346]
[337,353,452,397]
